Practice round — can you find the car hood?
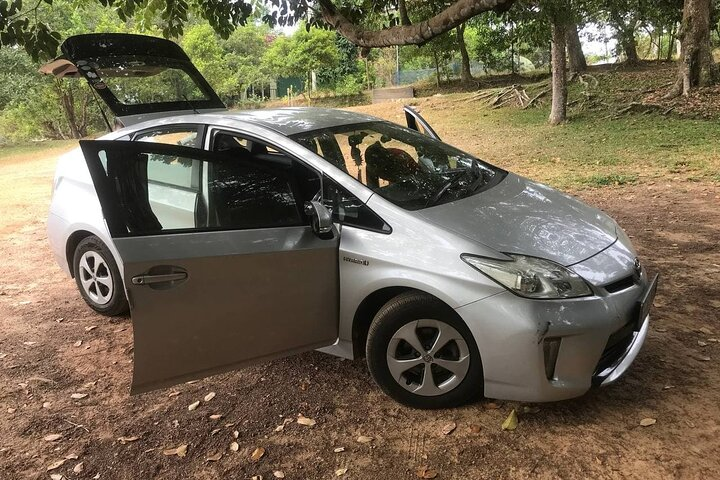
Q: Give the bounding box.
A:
[418,173,618,266]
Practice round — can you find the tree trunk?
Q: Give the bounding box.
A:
[549,18,568,126]
[668,0,719,97]
[666,25,676,61]
[398,0,411,26]
[433,51,441,87]
[621,33,640,63]
[55,80,81,139]
[318,0,515,47]
[566,23,587,72]
[456,23,473,82]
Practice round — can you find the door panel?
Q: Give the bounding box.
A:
[79,140,339,394]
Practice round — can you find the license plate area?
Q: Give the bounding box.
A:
[636,274,659,330]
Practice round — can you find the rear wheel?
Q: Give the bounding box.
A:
[366,291,483,409]
[73,235,128,316]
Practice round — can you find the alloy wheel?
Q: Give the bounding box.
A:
[386,319,470,396]
[78,251,114,305]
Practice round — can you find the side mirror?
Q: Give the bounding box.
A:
[304,200,334,238]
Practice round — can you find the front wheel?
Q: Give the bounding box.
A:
[73,235,128,316]
[366,291,483,409]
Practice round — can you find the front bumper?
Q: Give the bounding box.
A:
[593,315,649,386]
[456,268,657,403]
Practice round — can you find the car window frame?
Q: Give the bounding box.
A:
[83,140,313,238]
[206,126,393,235]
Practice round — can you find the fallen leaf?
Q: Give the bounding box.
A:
[65,454,79,460]
[416,465,438,479]
[209,414,222,420]
[502,409,518,431]
[204,392,216,402]
[50,474,63,480]
[47,459,67,471]
[333,447,345,453]
[441,421,457,435]
[335,467,348,476]
[70,393,88,400]
[229,442,239,452]
[188,401,200,411]
[640,418,657,427]
[168,391,180,397]
[698,327,714,335]
[163,444,188,457]
[205,452,222,462]
[44,433,63,442]
[73,340,82,347]
[118,436,140,444]
[251,447,265,461]
[356,435,373,443]
[483,402,500,410]
[85,325,98,332]
[469,424,481,434]
[273,471,285,478]
[73,462,84,473]
[211,428,221,436]
[297,414,316,426]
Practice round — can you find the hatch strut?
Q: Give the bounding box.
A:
[90,86,113,132]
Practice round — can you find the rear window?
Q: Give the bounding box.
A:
[75,57,209,105]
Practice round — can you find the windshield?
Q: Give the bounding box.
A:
[292,122,505,210]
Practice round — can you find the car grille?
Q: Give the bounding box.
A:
[604,275,636,294]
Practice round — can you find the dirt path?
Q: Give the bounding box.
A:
[1,144,719,479]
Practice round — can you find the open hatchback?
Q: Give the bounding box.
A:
[40,33,226,126]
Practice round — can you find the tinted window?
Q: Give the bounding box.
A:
[98,148,302,235]
[208,161,302,229]
[323,177,390,233]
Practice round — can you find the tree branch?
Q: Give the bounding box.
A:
[317,0,515,48]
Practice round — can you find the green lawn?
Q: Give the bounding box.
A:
[0,140,77,161]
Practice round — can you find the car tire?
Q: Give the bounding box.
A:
[72,235,128,316]
[366,291,483,409]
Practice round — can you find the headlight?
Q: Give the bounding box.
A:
[461,254,592,299]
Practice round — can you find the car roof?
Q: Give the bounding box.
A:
[203,107,381,136]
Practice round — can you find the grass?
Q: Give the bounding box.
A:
[0,140,77,161]
[444,106,719,189]
[400,64,720,190]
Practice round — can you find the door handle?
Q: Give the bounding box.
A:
[131,272,187,286]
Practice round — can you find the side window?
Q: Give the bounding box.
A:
[98,146,304,236]
[323,176,390,233]
[211,130,322,204]
[135,127,202,190]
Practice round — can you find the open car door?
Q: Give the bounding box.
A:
[79,140,339,394]
[404,106,441,141]
[40,33,226,126]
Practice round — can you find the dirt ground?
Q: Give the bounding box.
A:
[1,125,720,480]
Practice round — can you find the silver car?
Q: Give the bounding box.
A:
[44,33,658,408]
